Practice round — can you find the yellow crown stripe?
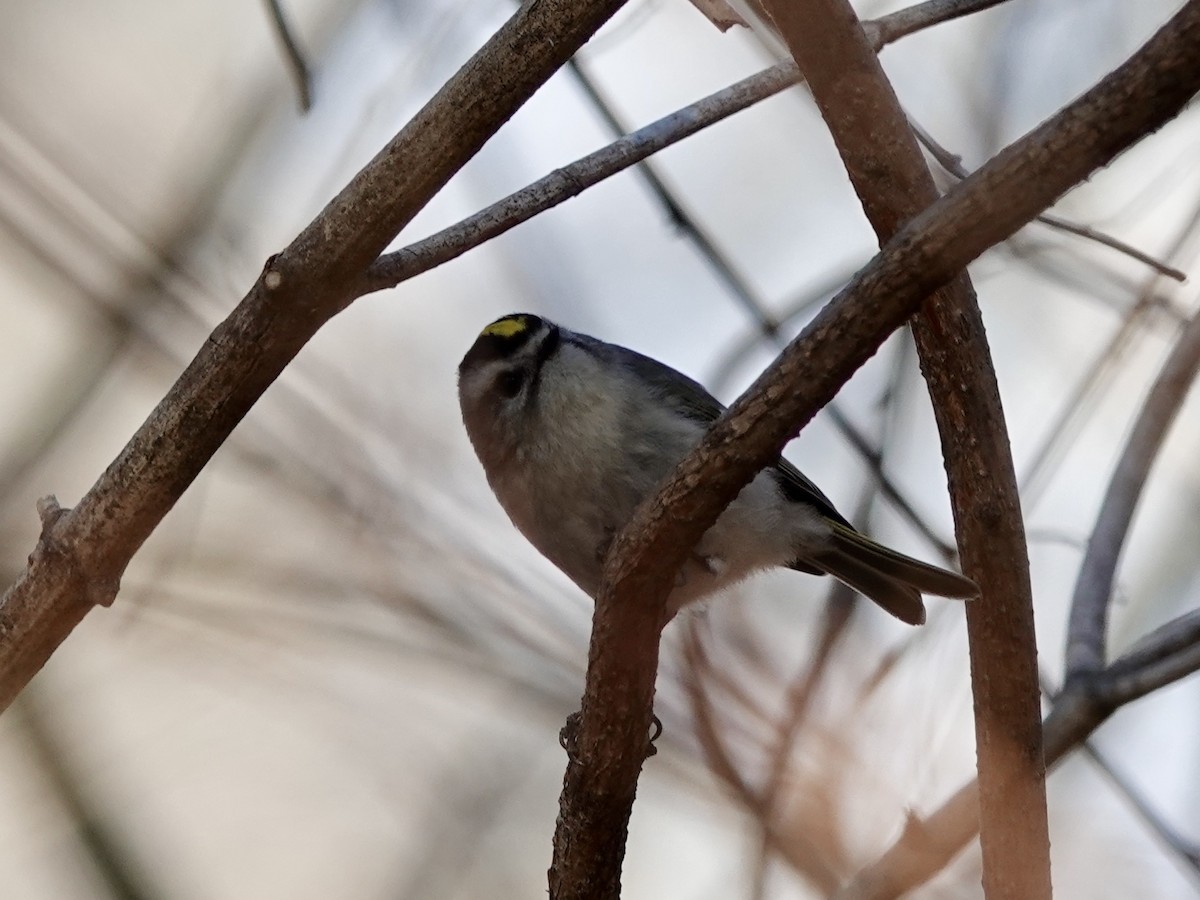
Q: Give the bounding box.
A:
[481,316,529,339]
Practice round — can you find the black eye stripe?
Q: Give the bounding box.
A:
[483,324,560,404]
[495,368,526,398]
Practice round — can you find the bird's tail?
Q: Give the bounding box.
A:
[803,521,979,626]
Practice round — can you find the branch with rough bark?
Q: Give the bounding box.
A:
[841,303,1200,897]
[0,1,1197,898]
[0,0,633,711]
[359,0,1177,299]
[0,0,1168,737]
[549,2,1200,897]
[762,0,1050,897]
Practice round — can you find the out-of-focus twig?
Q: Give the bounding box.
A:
[841,302,1200,896]
[18,691,163,900]
[913,120,1188,282]
[1079,718,1200,881]
[1066,305,1200,679]
[262,0,314,112]
[0,0,633,712]
[681,618,845,895]
[1018,200,1200,508]
[749,580,856,899]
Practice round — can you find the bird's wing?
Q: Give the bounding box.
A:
[614,345,728,425]
[774,457,853,528]
[615,343,853,528]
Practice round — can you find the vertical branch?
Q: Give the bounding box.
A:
[759,1,1051,897]
[549,2,1200,890]
[549,576,671,900]
[839,299,1200,894]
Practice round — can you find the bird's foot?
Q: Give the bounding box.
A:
[595,525,617,565]
[559,710,583,759]
[693,552,727,576]
[645,713,663,758]
[559,711,664,762]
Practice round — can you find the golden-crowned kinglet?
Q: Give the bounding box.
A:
[457,313,978,625]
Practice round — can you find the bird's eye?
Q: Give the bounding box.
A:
[496,369,526,399]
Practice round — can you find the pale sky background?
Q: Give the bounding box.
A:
[0,1,1198,897]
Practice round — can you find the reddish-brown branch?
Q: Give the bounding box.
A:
[680,620,844,894]
[840,142,1200,900]
[840,600,1200,899]
[759,0,1051,896]
[549,2,1200,896]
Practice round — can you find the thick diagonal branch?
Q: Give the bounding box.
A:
[0,0,630,712]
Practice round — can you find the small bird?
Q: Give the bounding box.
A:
[457,313,978,625]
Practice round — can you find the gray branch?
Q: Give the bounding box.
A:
[1066,308,1200,679]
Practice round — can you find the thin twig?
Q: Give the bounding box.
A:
[360,0,1036,298]
[1018,200,1200,508]
[358,61,801,295]
[868,0,1013,44]
[1036,212,1188,281]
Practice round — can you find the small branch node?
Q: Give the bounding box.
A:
[35,495,66,534]
[30,496,119,608]
[559,710,583,759]
[262,255,285,291]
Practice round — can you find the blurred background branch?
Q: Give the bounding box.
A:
[0,0,1198,898]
